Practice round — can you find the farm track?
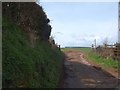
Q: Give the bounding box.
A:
[62,50,120,88]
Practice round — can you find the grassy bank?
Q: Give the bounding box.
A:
[62,47,120,70]
[2,19,64,88]
[78,48,120,70]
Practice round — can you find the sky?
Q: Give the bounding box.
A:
[39,2,118,47]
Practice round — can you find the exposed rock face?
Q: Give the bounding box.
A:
[2,2,52,42]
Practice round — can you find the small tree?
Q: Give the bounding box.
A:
[103,37,108,47]
[49,36,55,45]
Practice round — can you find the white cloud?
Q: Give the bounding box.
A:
[47,2,118,47]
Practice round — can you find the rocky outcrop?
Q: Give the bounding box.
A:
[2,2,52,44]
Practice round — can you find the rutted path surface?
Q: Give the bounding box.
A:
[62,50,119,88]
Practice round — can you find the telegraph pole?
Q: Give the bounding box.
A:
[94,39,96,48]
[94,39,97,52]
[118,2,120,43]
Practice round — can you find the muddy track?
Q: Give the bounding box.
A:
[62,50,120,88]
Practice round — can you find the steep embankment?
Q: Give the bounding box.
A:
[2,2,64,88]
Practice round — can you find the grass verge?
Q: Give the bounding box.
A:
[2,18,64,88]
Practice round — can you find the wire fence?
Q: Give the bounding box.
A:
[93,44,120,61]
[113,44,120,61]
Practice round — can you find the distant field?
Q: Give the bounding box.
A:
[61,47,90,52]
[61,47,120,70]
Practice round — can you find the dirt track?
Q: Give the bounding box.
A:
[62,50,120,88]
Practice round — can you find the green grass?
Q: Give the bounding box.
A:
[2,18,64,88]
[78,48,120,70]
[62,47,120,70]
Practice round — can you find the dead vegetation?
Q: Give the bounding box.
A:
[93,44,120,61]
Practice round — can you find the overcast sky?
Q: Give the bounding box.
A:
[39,2,118,47]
